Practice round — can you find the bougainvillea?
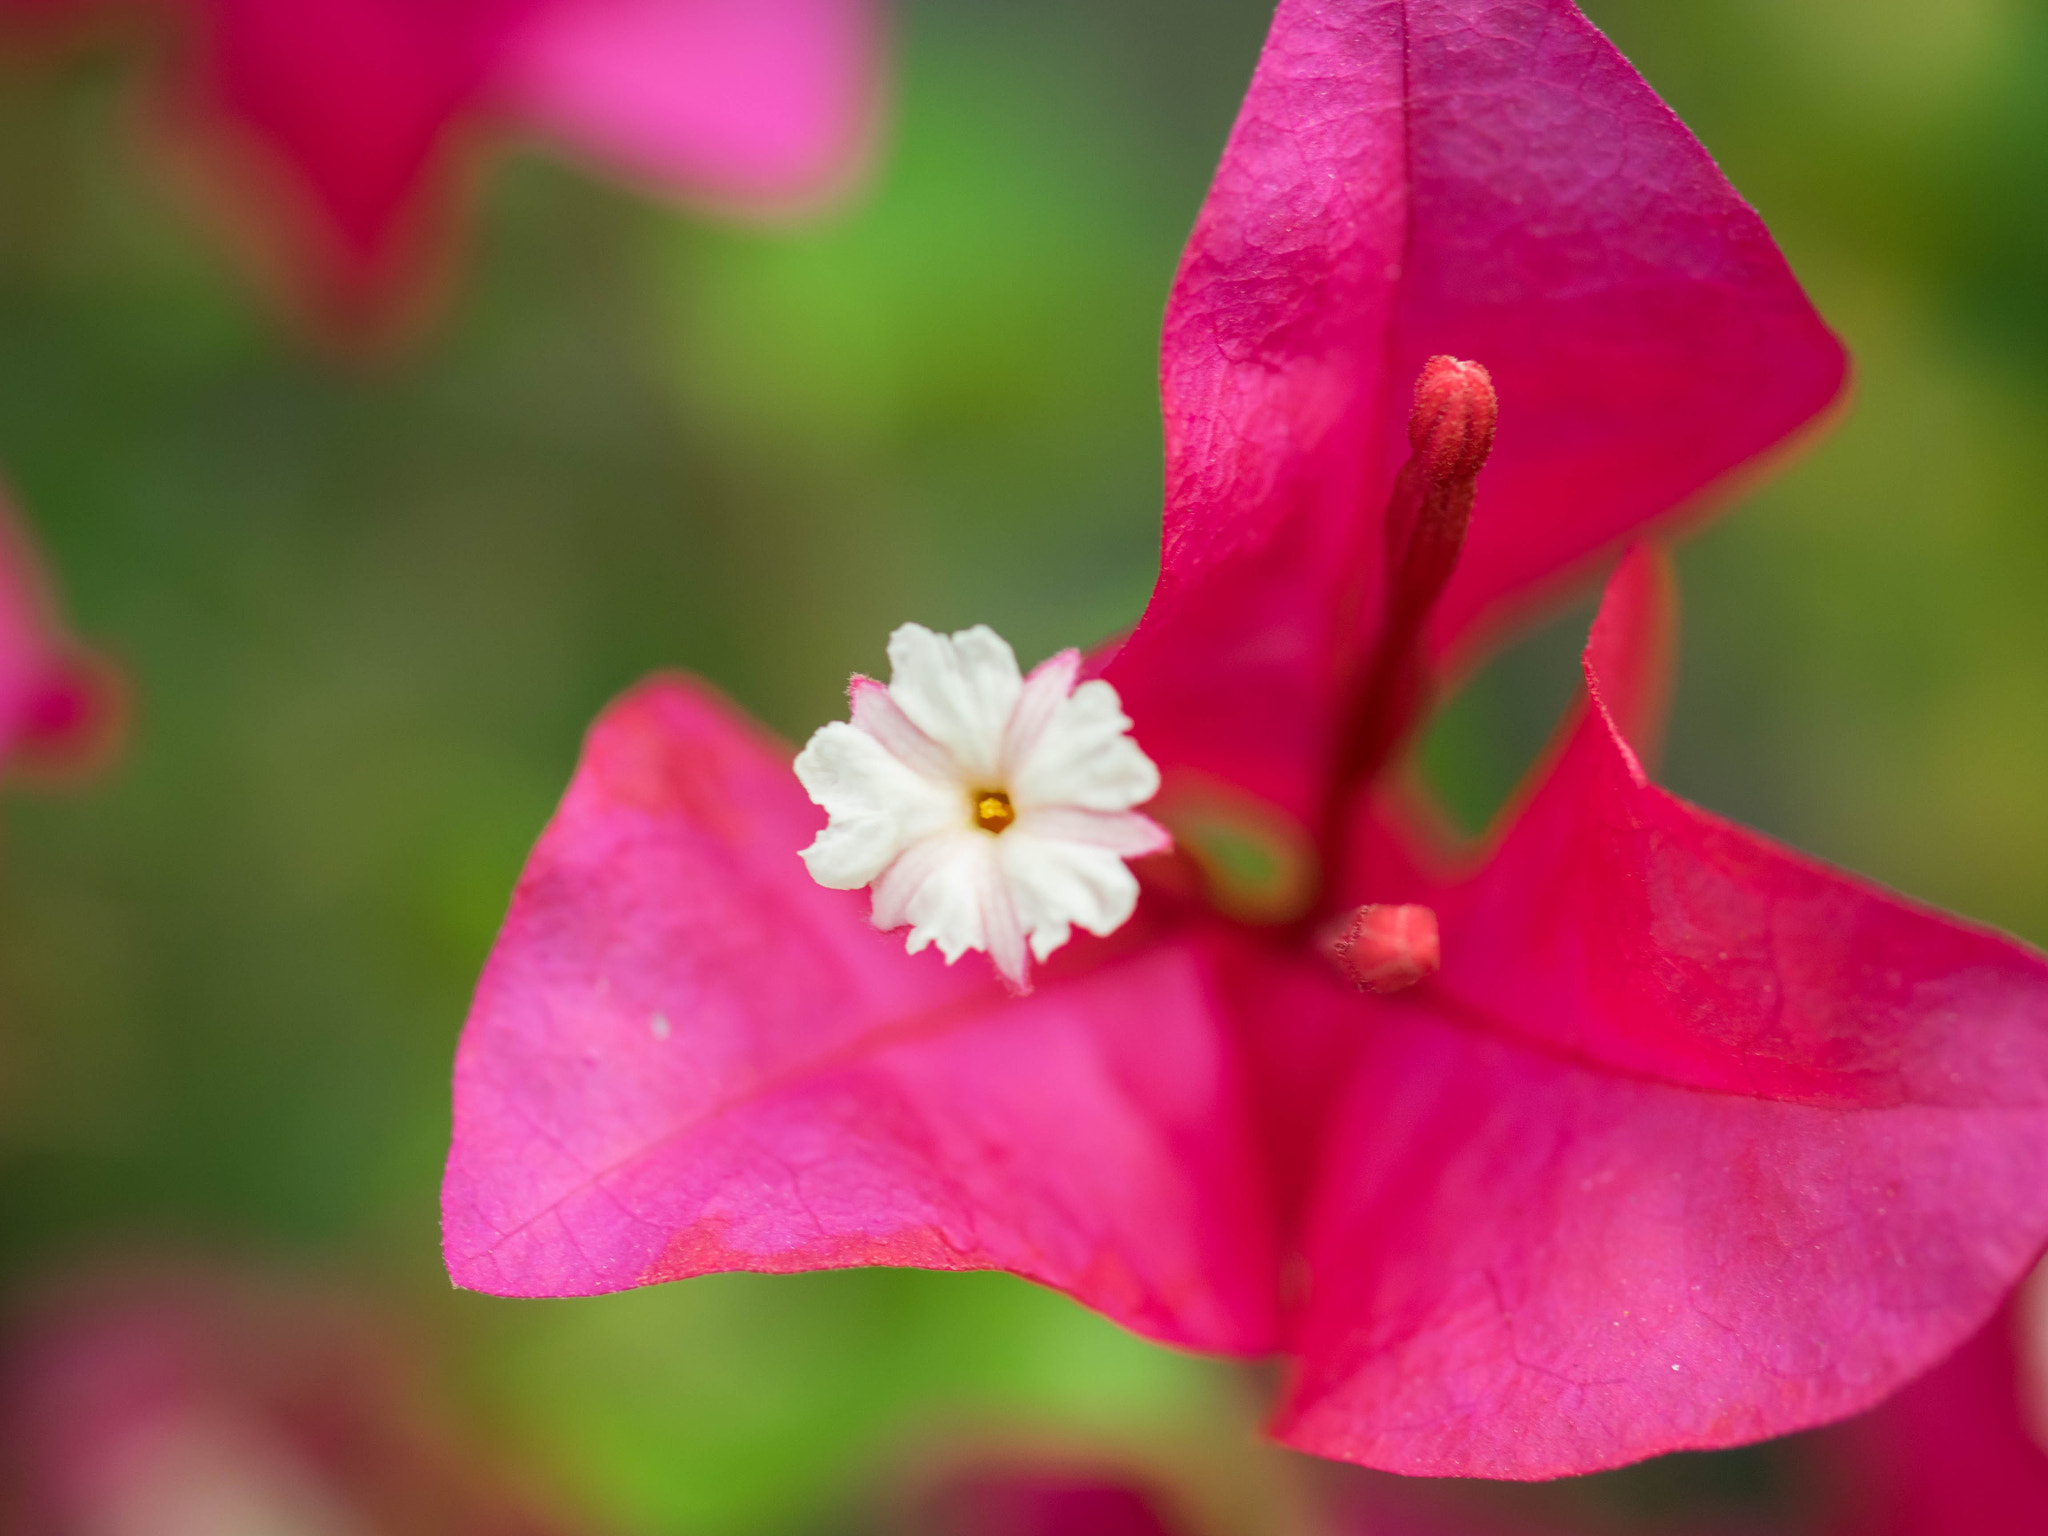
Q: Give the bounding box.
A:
[0,0,880,325]
[442,0,2048,1480]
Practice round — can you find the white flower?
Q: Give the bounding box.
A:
[794,623,1170,992]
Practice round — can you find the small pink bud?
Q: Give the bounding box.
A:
[1335,361,1500,792]
[1407,356,1497,486]
[1327,903,1440,994]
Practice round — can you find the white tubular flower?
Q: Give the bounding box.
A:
[794,623,1171,992]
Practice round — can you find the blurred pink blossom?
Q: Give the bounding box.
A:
[0,486,119,784]
[0,0,881,328]
[441,0,2048,1482]
[918,1467,1185,1536]
[1,1264,588,1535]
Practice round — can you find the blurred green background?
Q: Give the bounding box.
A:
[0,0,2043,1530]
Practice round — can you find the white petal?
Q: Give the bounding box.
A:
[867,832,1030,990]
[794,722,957,889]
[976,849,1030,991]
[885,623,1021,782]
[999,648,1081,775]
[872,830,990,962]
[848,675,954,783]
[1000,829,1145,963]
[1013,806,1172,858]
[1009,677,1160,812]
[867,834,954,934]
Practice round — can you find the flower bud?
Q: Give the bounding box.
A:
[1327,902,1440,993]
[1408,356,1497,486]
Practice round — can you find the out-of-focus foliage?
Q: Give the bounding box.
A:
[0,1,2042,1532]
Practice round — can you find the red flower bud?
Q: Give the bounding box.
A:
[1408,355,1498,486]
[1327,903,1440,994]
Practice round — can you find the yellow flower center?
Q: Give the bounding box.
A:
[972,788,1016,834]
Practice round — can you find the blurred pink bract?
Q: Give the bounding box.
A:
[0,489,118,783]
[0,0,880,327]
[1811,1270,2048,1535]
[442,0,2048,1481]
[921,1470,1183,1536]
[1,1265,584,1535]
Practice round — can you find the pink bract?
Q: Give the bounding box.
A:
[920,1467,1185,1536]
[0,486,117,781]
[444,0,2048,1481]
[1810,1268,2048,1534]
[497,0,877,210]
[1269,549,2048,1474]
[0,0,881,323]
[1112,0,1841,823]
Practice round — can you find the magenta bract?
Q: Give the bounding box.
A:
[1112,0,1843,825]
[443,0,2048,1480]
[1,0,880,320]
[0,488,117,782]
[1268,549,2048,1474]
[920,1469,1186,1536]
[443,676,1275,1347]
[1810,1271,2048,1534]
